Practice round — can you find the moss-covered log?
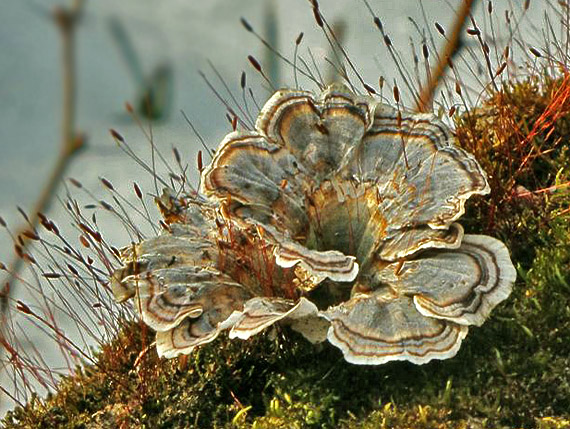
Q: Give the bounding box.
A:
[3,77,570,429]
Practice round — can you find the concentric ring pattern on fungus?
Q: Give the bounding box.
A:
[112,83,516,365]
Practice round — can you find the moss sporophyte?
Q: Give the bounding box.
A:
[112,84,516,365]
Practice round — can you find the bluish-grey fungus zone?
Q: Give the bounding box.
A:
[112,84,516,365]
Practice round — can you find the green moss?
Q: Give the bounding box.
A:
[3,76,570,428]
[455,75,570,268]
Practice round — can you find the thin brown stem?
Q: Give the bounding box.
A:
[416,0,476,112]
[0,0,86,334]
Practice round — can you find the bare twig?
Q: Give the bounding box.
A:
[0,0,86,327]
[416,0,476,112]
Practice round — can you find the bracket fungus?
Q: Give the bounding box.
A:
[112,84,516,365]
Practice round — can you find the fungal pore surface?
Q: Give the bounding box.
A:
[112,84,516,365]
